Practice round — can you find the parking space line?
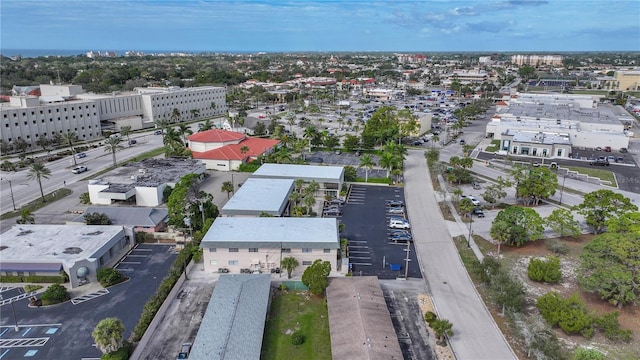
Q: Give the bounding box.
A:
[351,262,372,266]
[0,329,8,337]
[0,288,14,293]
[0,349,9,359]
[118,261,141,265]
[126,255,147,257]
[132,248,152,252]
[21,328,31,337]
[349,251,369,254]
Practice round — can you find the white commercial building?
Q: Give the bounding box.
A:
[220,178,294,217]
[252,164,344,198]
[0,225,130,288]
[201,217,339,275]
[136,86,226,124]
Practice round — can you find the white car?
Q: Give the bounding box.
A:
[71,166,88,174]
[462,195,480,206]
[389,219,410,230]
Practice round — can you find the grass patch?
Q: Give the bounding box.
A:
[563,165,617,187]
[438,201,454,221]
[484,140,500,152]
[0,188,72,220]
[356,177,391,184]
[261,290,331,360]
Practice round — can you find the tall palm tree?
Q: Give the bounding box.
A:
[358,154,376,182]
[302,194,316,216]
[378,152,398,178]
[303,126,318,152]
[27,162,51,203]
[281,256,299,279]
[431,135,439,148]
[199,119,213,132]
[104,137,124,167]
[62,131,78,166]
[288,192,301,208]
[120,126,132,146]
[171,108,181,123]
[286,111,297,132]
[221,181,234,199]
[240,145,250,157]
[190,109,199,120]
[177,124,193,145]
[307,180,320,196]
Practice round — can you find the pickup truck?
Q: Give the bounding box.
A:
[71,166,88,174]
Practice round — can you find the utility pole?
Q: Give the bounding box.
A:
[1,178,16,210]
[468,216,473,248]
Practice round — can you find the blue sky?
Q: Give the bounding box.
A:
[1,0,639,52]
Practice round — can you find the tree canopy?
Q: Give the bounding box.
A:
[573,190,637,233]
[301,259,331,295]
[92,317,125,354]
[511,165,557,206]
[490,206,545,247]
[579,232,640,308]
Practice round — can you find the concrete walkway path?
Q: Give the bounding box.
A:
[404,149,516,360]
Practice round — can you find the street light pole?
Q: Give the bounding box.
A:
[1,178,17,210]
[559,175,567,205]
[468,216,473,248]
[403,241,411,280]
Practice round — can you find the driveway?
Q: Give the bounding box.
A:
[404,149,515,359]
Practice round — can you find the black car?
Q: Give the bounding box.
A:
[390,233,413,243]
[589,159,609,166]
[326,198,345,206]
[385,200,405,208]
[323,208,342,216]
[472,207,485,217]
[388,229,411,237]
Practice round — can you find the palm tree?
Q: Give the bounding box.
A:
[288,192,301,207]
[358,154,376,182]
[286,111,297,132]
[378,152,398,178]
[307,180,320,196]
[62,131,78,166]
[92,318,125,355]
[281,256,299,279]
[303,126,318,152]
[199,119,213,132]
[16,209,35,224]
[177,124,193,145]
[431,135,439,148]
[27,162,51,203]
[302,194,316,215]
[36,136,50,153]
[240,145,250,157]
[155,118,170,133]
[221,181,234,199]
[294,179,306,193]
[171,108,181,123]
[190,109,200,120]
[104,137,124,167]
[120,126,132,146]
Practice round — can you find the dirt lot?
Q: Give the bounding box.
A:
[497,236,640,359]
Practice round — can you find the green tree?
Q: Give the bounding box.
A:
[221,181,234,199]
[177,124,193,145]
[84,212,112,225]
[490,206,545,248]
[490,271,525,315]
[482,184,507,209]
[343,134,360,150]
[605,211,640,235]
[378,151,398,178]
[579,232,640,308]
[545,208,582,238]
[96,268,125,287]
[511,166,558,206]
[171,108,181,123]
[459,198,474,218]
[120,126,132,146]
[572,348,605,360]
[36,136,51,153]
[281,256,299,279]
[16,209,35,224]
[40,283,70,305]
[424,148,439,166]
[27,162,51,203]
[452,188,463,202]
[62,131,78,166]
[518,64,536,80]
[431,318,454,344]
[199,118,213,132]
[167,174,201,227]
[573,189,637,233]
[301,259,331,296]
[104,136,124,167]
[253,121,267,136]
[358,154,375,182]
[343,165,357,182]
[92,317,125,354]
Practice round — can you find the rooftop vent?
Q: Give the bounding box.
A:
[17,230,34,236]
[63,247,83,255]
[85,231,103,236]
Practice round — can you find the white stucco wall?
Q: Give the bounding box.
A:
[136,185,164,207]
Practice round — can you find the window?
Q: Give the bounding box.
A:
[302,248,312,253]
[208,248,216,252]
[4,271,12,276]
[282,248,291,253]
[229,248,239,252]
[17,271,24,276]
[228,260,239,266]
[302,261,312,266]
[249,248,258,253]
[29,272,36,276]
[209,260,218,266]
[323,249,331,253]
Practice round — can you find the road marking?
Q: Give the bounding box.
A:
[0,349,9,359]
[21,328,31,337]
[349,256,371,260]
[115,268,134,272]
[0,329,8,337]
[132,248,152,252]
[118,261,141,265]
[71,289,109,305]
[0,337,49,348]
[348,251,370,254]
[351,262,372,266]
[0,292,37,306]
[126,255,147,258]
[0,324,61,329]
[0,288,14,293]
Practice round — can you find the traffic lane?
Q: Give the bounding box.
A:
[0,244,175,360]
[342,185,421,279]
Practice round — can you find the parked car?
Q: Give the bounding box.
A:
[472,181,481,190]
[307,157,324,163]
[129,139,137,145]
[327,198,345,206]
[385,200,405,208]
[616,157,624,163]
[459,139,465,145]
[71,166,88,174]
[595,147,603,151]
[386,207,405,215]
[590,159,609,166]
[604,146,612,152]
[76,152,86,159]
[154,130,163,135]
[390,233,413,243]
[388,229,411,237]
[607,155,616,162]
[176,342,192,359]
[389,219,410,229]
[620,147,628,153]
[472,207,485,217]
[240,268,252,274]
[461,195,480,206]
[323,208,342,217]
[217,268,230,273]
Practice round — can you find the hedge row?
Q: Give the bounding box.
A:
[0,275,67,284]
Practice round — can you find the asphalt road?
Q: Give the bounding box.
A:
[404,149,516,360]
[0,132,166,215]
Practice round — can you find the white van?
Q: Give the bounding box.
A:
[389,219,410,230]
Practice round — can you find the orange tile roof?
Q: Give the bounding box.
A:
[191,137,280,161]
[188,129,245,143]
[496,101,508,106]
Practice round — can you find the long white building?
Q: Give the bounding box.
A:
[1,84,226,152]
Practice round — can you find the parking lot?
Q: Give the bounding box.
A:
[0,244,175,360]
[341,185,422,279]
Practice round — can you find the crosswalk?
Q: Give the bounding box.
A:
[71,288,109,305]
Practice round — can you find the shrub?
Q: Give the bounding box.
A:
[572,347,605,360]
[528,256,562,283]
[1,160,16,171]
[24,285,43,292]
[558,294,593,337]
[97,268,125,287]
[79,192,91,204]
[424,311,437,325]
[594,311,632,342]
[40,284,70,305]
[0,275,66,284]
[537,291,564,326]
[546,240,569,255]
[101,341,133,360]
[238,162,260,172]
[290,331,305,346]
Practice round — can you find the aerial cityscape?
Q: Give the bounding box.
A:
[0,1,639,360]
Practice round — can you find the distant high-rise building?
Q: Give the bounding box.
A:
[511,55,563,66]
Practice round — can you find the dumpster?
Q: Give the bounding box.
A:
[389,264,401,271]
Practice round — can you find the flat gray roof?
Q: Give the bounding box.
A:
[503,103,621,125]
[201,217,339,249]
[189,274,271,360]
[0,225,124,268]
[326,277,403,360]
[70,206,168,226]
[221,178,294,216]
[508,130,572,145]
[93,158,204,188]
[252,163,344,182]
